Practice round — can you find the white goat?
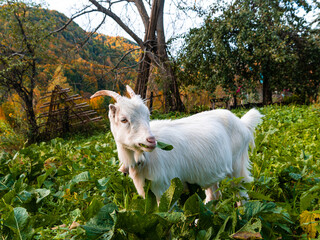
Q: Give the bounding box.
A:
[91,86,263,203]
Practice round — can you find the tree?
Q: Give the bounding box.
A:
[78,0,185,111]
[178,0,320,105]
[0,0,54,142]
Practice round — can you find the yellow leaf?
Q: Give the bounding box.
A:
[300,210,320,238]
[69,221,80,230]
[231,231,263,239]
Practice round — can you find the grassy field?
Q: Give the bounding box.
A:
[0,104,319,239]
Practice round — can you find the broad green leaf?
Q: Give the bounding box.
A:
[83,198,104,220]
[34,188,50,203]
[232,218,262,237]
[14,207,29,229]
[17,190,33,203]
[71,171,91,184]
[197,230,207,240]
[197,228,213,240]
[156,212,185,224]
[82,203,117,240]
[276,223,292,234]
[3,207,33,240]
[248,191,274,201]
[116,211,158,235]
[37,167,54,188]
[2,189,16,204]
[128,198,146,213]
[12,174,26,193]
[159,178,184,212]
[198,201,214,229]
[289,172,302,180]
[4,206,23,231]
[183,193,201,217]
[71,208,82,222]
[0,174,14,191]
[82,226,114,240]
[156,141,174,151]
[56,165,70,176]
[214,216,230,240]
[243,201,276,219]
[300,183,320,211]
[144,180,158,214]
[97,177,110,190]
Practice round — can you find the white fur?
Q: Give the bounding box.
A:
[91,86,263,203]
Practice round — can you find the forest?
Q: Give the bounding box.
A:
[0,0,320,239]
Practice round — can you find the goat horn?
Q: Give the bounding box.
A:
[126,85,136,98]
[90,90,121,101]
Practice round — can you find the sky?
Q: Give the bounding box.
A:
[40,0,318,52]
[40,0,206,51]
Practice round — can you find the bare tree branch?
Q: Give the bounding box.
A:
[89,0,144,47]
[13,8,34,56]
[77,13,107,48]
[133,0,149,30]
[110,0,132,6]
[111,47,141,70]
[49,9,99,35]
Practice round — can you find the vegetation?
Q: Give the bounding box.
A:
[178,0,320,105]
[0,1,139,142]
[0,1,320,239]
[0,105,319,239]
[0,1,54,142]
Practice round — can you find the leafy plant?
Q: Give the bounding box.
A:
[0,105,319,239]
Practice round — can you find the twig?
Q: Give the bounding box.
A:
[48,9,99,36]
[111,47,141,71]
[77,14,107,49]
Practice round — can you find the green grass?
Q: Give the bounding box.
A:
[0,104,319,239]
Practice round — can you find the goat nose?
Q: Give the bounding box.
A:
[146,136,156,144]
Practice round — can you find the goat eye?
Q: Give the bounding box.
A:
[120,118,128,124]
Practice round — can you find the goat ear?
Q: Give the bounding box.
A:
[126,85,136,98]
[109,104,117,118]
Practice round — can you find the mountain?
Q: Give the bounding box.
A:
[32,8,139,96]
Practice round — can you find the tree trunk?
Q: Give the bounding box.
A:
[149,91,154,112]
[155,0,184,112]
[26,100,39,143]
[18,89,39,143]
[135,54,151,99]
[88,0,184,111]
[262,76,272,105]
[161,63,185,112]
[134,0,159,99]
[233,94,237,108]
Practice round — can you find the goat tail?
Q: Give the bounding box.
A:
[237,109,263,184]
[241,108,263,133]
[240,108,264,149]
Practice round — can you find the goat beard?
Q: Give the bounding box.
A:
[117,148,146,174]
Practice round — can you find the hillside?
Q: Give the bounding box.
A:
[46,9,138,65]
[0,6,139,97]
[43,9,139,95]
